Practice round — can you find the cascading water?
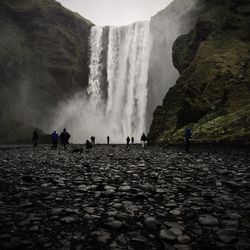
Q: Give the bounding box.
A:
[51,1,201,144]
[86,21,151,142]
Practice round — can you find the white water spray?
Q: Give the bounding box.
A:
[85,21,151,143]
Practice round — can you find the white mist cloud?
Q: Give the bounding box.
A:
[56,0,173,26]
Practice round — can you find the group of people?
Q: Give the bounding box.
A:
[32,128,192,152]
[125,133,147,147]
[51,128,71,149]
[32,129,71,149]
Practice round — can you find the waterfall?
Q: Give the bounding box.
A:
[86,21,151,143]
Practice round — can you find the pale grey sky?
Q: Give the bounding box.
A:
[57,0,173,26]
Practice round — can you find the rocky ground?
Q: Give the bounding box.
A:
[0,144,249,250]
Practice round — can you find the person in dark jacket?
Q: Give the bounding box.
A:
[131,137,134,144]
[51,130,59,149]
[126,136,130,147]
[140,133,147,148]
[184,128,192,153]
[32,130,39,147]
[91,136,95,146]
[86,140,92,150]
[107,136,110,145]
[60,128,71,149]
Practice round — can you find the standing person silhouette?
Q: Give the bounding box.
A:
[32,130,39,147]
[86,140,92,150]
[91,136,94,146]
[140,133,147,148]
[60,128,71,149]
[107,136,110,145]
[51,130,59,149]
[184,128,192,153]
[131,137,134,144]
[126,136,130,147]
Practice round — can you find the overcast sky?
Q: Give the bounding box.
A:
[57,0,173,26]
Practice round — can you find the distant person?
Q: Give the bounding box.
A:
[107,136,110,145]
[91,136,95,146]
[51,130,59,149]
[86,140,92,150]
[60,128,71,149]
[131,137,134,144]
[184,128,192,153]
[32,130,39,147]
[140,133,147,148]
[126,136,130,147]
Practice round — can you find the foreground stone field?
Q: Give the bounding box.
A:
[0,145,249,250]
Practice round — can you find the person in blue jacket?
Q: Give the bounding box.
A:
[51,130,59,149]
[184,128,192,153]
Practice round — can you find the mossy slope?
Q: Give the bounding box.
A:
[148,0,250,146]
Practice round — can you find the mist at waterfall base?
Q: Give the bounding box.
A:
[51,0,203,144]
[54,22,152,144]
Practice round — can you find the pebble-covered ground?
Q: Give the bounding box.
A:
[0,145,249,250]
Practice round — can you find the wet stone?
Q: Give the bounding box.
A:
[108,220,123,229]
[198,215,219,226]
[177,235,191,244]
[216,228,238,243]
[144,217,157,229]
[160,229,176,241]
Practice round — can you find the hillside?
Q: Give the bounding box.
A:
[0,0,93,143]
[148,0,250,146]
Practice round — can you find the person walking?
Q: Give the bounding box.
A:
[60,128,71,149]
[107,136,110,145]
[140,133,147,148]
[184,128,192,153]
[51,130,59,149]
[32,130,39,147]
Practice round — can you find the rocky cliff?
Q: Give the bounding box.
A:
[146,0,206,130]
[148,0,250,146]
[0,0,93,143]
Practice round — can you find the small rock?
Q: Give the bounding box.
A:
[159,229,176,241]
[173,244,192,250]
[170,227,183,236]
[198,215,219,226]
[177,235,191,244]
[170,209,181,216]
[144,217,157,229]
[216,228,238,243]
[108,221,122,229]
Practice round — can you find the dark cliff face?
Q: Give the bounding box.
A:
[146,0,206,130]
[0,0,93,143]
[148,0,250,146]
